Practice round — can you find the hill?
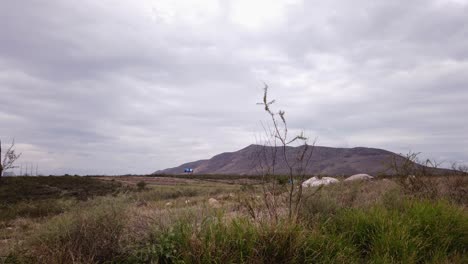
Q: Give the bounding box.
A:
[155,144,415,176]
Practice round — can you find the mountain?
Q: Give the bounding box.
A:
[154,144,422,176]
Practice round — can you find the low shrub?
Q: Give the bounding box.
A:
[21,197,128,263]
[137,181,147,191]
[277,176,289,186]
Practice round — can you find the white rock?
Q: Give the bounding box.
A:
[344,174,374,182]
[302,176,339,187]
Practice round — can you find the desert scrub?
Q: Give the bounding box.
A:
[0,176,123,204]
[5,179,467,264]
[7,196,466,264]
[126,198,467,264]
[14,196,129,264]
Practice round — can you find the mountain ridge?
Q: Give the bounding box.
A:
[154,144,413,176]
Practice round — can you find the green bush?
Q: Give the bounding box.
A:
[277,176,289,185]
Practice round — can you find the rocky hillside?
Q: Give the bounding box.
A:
[154,144,420,176]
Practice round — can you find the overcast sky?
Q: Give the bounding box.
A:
[1,0,467,175]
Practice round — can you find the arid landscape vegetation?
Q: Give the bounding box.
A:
[0,171,467,263]
[2,0,468,263]
[1,80,467,264]
[1,83,467,264]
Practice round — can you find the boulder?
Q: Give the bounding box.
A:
[302,176,339,187]
[344,173,374,182]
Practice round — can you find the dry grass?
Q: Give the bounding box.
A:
[394,175,468,204]
[1,175,467,263]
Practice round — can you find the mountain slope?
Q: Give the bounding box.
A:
[154,144,414,176]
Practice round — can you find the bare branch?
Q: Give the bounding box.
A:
[257,84,315,221]
[0,138,22,178]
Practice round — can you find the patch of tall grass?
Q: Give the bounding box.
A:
[0,199,75,222]
[316,199,467,263]
[125,198,466,264]
[11,197,129,264]
[128,217,304,264]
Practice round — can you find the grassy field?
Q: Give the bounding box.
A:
[0,175,466,263]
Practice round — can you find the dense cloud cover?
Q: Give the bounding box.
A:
[1,0,467,175]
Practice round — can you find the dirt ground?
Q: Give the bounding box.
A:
[95,176,263,186]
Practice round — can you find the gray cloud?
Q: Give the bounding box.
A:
[1,0,467,175]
